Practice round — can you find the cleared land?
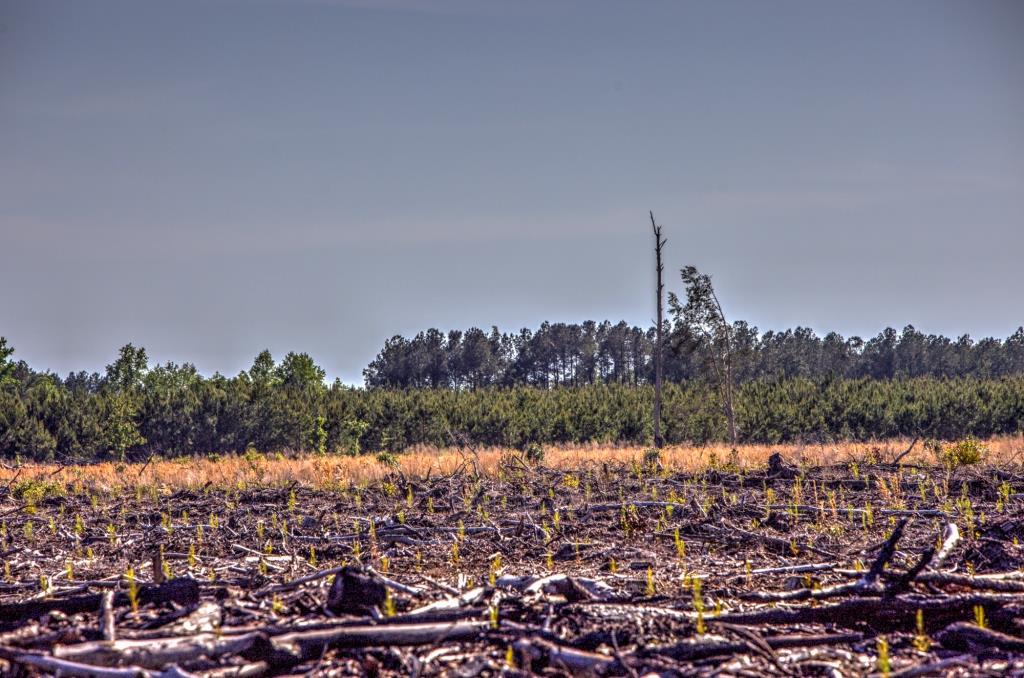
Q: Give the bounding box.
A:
[0,438,1022,676]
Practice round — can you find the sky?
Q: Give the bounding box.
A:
[1,0,1022,384]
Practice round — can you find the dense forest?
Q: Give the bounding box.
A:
[1,324,1023,461]
[365,322,1024,387]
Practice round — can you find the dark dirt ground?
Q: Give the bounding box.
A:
[1,453,1023,676]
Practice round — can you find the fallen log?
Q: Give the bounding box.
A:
[644,631,863,662]
[364,565,427,599]
[714,592,1023,632]
[497,573,616,600]
[406,586,487,616]
[513,636,618,674]
[909,571,1024,593]
[763,504,948,519]
[53,632,266,670]
[728,561,839,581]
[702,523,838,559]
[562,602,692,624]
[0,578,200,626]
[741,580,860,603]
[268,620,490,664]
[252,566,344,597]
[935,622,1024,653]
[888,654,974,678]
[858,517,908,589]
[201,662,268,678]
[0,646,193,678]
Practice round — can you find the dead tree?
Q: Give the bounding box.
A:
[650,211,666,449]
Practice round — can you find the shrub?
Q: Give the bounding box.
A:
[12,479,65,509]
[936,438,987,468]
[643,448,662,469]
[523,442,545,464]
[375,451,399,468]
[340,419,369,456]
[243,447,263,468]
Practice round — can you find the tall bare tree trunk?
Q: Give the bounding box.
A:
[724,379,737,445]
[712,292,738,446]
[650,211,666,449]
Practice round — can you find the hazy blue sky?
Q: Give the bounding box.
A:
[1,0,1022,383]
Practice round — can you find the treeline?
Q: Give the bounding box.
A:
[1,338,1023,461]
[364,322,1024,388]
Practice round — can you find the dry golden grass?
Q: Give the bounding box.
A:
[2,436,1021,494]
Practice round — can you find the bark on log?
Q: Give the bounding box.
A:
[268,620,490,663]
[935,622,1024,653]
[514,636,618,674]
[0,646,192,678]
[0,578,200,626]
[53,633,266,670]
[645,631,863,662]
[714,593,1022,632]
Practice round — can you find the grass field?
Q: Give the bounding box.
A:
[2,436,1021,493]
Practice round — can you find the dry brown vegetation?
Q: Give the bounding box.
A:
[2,436,1022,493]
[0,438,1023,676]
